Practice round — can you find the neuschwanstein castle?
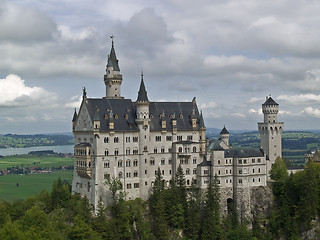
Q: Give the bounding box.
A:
[71,40,284,217]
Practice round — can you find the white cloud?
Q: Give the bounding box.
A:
[58,25,96,41]
[0,2,56,42]
[65,96,82,109]
[249,108,262,115]
[278,93,320,105]
[304,107,320,118]
[0,74,57,107]
[200,101,217,109]
[248,97,264,104]
[231,112,245,118]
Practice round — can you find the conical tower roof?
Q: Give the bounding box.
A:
[220,126,229,134]
[72,108,77,122]
[137,73,149,102]
[106,39,120,71]
[199,111,205,128]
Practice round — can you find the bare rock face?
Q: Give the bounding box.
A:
[250,186,273,219]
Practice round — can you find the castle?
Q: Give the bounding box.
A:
[71,40,283,217]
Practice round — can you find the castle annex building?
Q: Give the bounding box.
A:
[71,41,284,216]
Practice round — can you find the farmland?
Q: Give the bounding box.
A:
[0,153,74,202]
[0,170,73,202]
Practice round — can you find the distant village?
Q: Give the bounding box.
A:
[0,150,73,176]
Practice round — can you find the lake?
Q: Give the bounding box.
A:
[0,145,74,156]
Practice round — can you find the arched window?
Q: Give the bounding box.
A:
[133,159,138,167]
[186,168,190,175]
[126,148,130,155]
[118,160,123,167]
[104,161,110,168]
[126,160,131,167]
[134,171,138,177]
[193,146,197,153]
[178,147,182,153]
[119,172,123,178]
[193,168,197,174]
[104,137,109,143]
[114,149,119,155]
[105,149,109,156]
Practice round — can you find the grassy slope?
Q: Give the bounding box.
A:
[0,170,73,202]
[0,155,74,169]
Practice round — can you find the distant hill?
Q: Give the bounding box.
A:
[0,134,74,148]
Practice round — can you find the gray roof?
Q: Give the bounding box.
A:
[149,101,201,131]
[85,98,139,132]
[198,160,212,166]
[82,98,202,132]
[224,148,264,158]
[263,97,278,106]
[220,126,229,134]
[72,108,77,122]
[137,77,149,102]
[106,41,120,71]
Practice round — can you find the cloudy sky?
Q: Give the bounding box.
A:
[1,0,320,134]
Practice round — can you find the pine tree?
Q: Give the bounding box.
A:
[201,175,223,240]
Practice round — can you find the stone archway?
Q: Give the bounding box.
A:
[227,198,234,214]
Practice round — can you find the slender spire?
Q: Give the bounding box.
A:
[199,110,205,128]
[106,36,120,71]
[72,108,77,122]
[137,72,149,102]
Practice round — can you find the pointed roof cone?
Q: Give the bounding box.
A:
[199,111,205,128]
[137,72,149,102]
[263,96,278,106]
[72,108,77,122]
[220,126,229,134]
[93,106,100,121]
[191,107,197,119]
[106,39,120,71]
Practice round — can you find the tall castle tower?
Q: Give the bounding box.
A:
[258,96,284,176]
[135,73,151,199]
[104,38,123,99]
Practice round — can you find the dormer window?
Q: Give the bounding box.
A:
[115,114,118,119]
[179,113,183,119]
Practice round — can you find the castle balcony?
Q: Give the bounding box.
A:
[74,143,92,178]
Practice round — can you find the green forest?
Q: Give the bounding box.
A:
[1,160,320,240]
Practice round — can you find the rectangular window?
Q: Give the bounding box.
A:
[258,158,261,163]
[134,183,139,188]
[155,136,161,142]
[252,158,255,164]
[238,159,242,164]
[187,135,193,141]
[133,137,139,142]
[126,137,130,142]
[166,136,172,141]
[127,184,132,189]
[177,135,182,141]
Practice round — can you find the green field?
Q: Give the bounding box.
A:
[0,154,74,170]
[0,170,73,202]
